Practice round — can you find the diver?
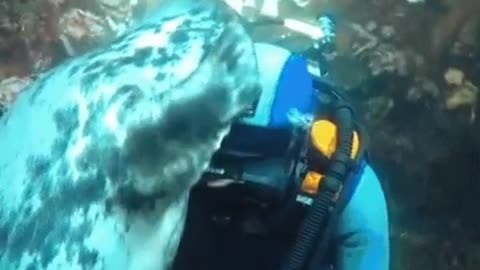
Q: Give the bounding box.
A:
[171,42,390,270]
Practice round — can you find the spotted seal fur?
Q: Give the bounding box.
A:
[0,2,260,270]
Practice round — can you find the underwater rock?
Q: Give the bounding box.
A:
[445,81,478,109]
[431,0,480,59]
[0,77,31,116]
[58,8,111,56]
[0,0,67,77]
[445,81,478,122]
[406,77,440,102]
[444,67,465,86]
[443,67,478,121]
[363,96,395,124]
[0,2,260,270]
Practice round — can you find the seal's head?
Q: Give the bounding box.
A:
[115,2,262,199]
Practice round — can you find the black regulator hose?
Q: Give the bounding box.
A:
[282,101,355,270]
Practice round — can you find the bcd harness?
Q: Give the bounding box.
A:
[198,84,368,270]
[283,98,367,270]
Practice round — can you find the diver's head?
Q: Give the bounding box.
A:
[216,42,318,158]
[202,43,318,206]
[239,42,317,129]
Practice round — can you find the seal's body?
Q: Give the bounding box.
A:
[0,2,260,270]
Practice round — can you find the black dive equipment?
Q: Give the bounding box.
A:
[197,81,367,269]
[195,10,368,270]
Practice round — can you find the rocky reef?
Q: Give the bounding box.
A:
[1,0,479,269]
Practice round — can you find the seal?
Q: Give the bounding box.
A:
[0,2,260,270]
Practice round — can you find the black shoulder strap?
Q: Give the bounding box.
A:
[282,99,355,270]
[282,79,370,270]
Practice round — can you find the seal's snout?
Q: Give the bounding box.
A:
[212,20,262,122]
